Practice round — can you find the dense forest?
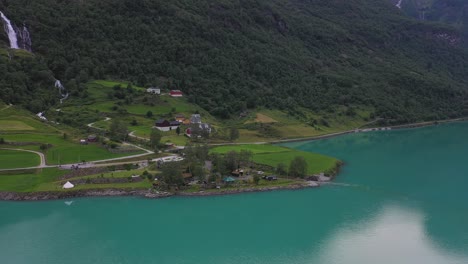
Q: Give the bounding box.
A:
[1,0,468,123]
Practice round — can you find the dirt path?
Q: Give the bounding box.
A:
[87,117,111,130]
[129,131,149,141]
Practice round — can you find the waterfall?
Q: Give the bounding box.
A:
[0,11,19,49]
[55,80,69,104]
[0,11,32,51]
[396,0,403,9]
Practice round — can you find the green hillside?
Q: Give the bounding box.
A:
[1,0,468,125]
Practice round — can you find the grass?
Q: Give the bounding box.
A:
[0,166,152,193]
[253,113,278,123]
[1,134,144,165]
[0,149,40,169]
[252,151,337,175]
[36,168,155,191]
[0,120,35,131]
[0,168,67,192]
[0,105,59,133]
[211,144,339,174]
[210,144,288,154]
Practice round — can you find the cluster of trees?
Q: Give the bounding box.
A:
[1,0,468,123]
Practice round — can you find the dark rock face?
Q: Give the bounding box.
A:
[16,25,32,52]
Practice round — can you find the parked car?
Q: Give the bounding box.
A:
[265,175,277,181]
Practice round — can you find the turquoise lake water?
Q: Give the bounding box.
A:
[1,122,468,264]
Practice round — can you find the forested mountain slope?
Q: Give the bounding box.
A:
[1,0,468,124]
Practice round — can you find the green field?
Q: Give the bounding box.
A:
[210,144,339,174]
[0,167,152,192]
[0,168,67,192]
[0,105,59,133]
[0,149,40,169]
[0,120,35,131]
[35,168,154,192]
[210,144,289,154]
[1,134,144,165]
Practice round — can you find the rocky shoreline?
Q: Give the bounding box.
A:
[0,181,321,201]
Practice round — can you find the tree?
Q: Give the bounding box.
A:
[109,119,128,141]
[211,153,226,174]
[276,162,287,176]
[239,150,253,167]
[253,174,260,185]
[229,127,239,141]
[146,111,153,118]
[289,156,308,178]
[225,151,239,172]
[149,129,162,150]
[161,163,184,188]
[130,119,138,126]
[192,164,205,182]
[176,126,181,136]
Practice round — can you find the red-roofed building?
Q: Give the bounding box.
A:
[170,90,183,97]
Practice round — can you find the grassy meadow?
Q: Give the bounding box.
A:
[0,167,153,192]
[0,168,67,192]
[0,149,40,169]
[210,144,339,175]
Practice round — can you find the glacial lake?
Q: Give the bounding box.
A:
[1,122,468,264]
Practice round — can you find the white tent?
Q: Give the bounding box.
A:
[63,181,74,189]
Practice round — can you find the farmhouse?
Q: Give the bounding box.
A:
[190,114,201,124]
[155,119,180,132]
[146,87,161,94]
[185,123,212,137]
[175,114,185,122]
[155,119,171,131]
[170,121,181,129]
[170,90,183,97]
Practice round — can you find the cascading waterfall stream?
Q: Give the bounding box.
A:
[0,11,19,49]
[0,11,32,52]
[55,80,69,104]
[396,0,403,9]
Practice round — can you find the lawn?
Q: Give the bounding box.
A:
[0,168,67,192]
[0,167,152,192]
[253,151,338,174]
[36,168,154,191]
[0,149,40,169]
[0,106,59,133]
[1,134,144,165]
[0,120,35,131]
[210,144,289,154]
[211,144,339,174]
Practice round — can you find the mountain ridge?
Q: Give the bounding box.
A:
[1,0,468,124]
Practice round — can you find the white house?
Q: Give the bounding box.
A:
[146,87,161,94]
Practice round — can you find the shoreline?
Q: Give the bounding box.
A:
[1,117,463,201]
[0,182,321,201]
[271,117,468,144]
